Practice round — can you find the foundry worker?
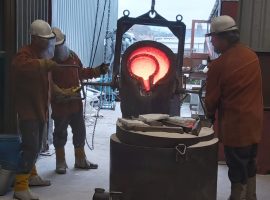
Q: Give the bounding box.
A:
[11,20,74,200]
[51,27,109,174]
[205,16,263,200]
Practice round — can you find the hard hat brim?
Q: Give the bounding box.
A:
[39,32,56,39]
[55,39,65,45]
[205,26,238,37]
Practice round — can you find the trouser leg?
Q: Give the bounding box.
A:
[225,145,258,200]
[17,120,43,174]
[53,117,70,148]
[69,111,86,148]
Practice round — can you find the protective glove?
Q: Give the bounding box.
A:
[97,63,110,75]
[52,83,81,102]
[39,59,58,72]
[62,87,81,96]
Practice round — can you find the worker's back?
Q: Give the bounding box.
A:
[207,43,263,147]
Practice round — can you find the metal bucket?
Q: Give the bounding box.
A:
[0,167,15,196]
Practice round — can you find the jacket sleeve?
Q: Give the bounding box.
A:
[12,49,45,79]
[70,52,101,80]
[79,67,101,80]
[205,61,222,119]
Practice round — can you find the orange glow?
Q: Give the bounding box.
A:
[129,55,159,91]
[128,47,170,91]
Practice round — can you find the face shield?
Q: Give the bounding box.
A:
[54,43,70,62]
[36,36,56,59]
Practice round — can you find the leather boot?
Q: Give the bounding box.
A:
[14,189,39,200]
[29,165,51,186]
[55,147,68,174]
[28,175,51,187]
[74,147,98,169]
[14,174,39,200]
[228,183,247,200]
[246,176,257,200]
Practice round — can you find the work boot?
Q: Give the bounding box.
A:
[55,147,68,174]
[14,174,39,200]
[74,147,98,169]
[28,175,51,187]
[228,183,247,200]
[246,176,257,200]
[28,165,51,186]
[14,189,39,200]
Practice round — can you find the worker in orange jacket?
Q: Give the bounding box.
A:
[11,20,75,200]
[51,27,109,174]
[205,16,263,200]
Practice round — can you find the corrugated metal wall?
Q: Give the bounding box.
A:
[52,0,118,66]
[16,0,50,50]
[238,0,270,52]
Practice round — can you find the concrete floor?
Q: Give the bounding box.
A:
[1,103,270,200]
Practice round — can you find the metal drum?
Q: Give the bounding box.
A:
[110,127,218,200]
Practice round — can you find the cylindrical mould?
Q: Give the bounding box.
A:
[110,134,218,200]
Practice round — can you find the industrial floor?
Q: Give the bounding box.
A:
[1,103,270,200]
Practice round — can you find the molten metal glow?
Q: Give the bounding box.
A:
[129,55,158,91]
[128,47,170,91]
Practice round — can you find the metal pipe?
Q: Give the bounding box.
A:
[56,64,80,68]
[82,82,112,87]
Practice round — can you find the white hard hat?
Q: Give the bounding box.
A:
[52,27,66,45]
[30,19,55,39]
[206,15,238,36]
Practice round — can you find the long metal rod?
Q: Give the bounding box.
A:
[82,82,112,87]
[56,64,80,68]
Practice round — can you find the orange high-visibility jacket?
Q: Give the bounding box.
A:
[12,45,50,122]
[51,51,100,118]
[205,43,263,147]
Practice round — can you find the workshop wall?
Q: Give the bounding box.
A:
[16,0,50,50]
[221,0,238,21]
[52,0,118,67]
[238,0,270,52]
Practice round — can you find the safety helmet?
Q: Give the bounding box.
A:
[206,15,238,36]
[30,19,55,39]
[52,27,66,45]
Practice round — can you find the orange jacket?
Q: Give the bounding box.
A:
[205,43,263,147]
[12,45,50,122]
[51,51,100,118]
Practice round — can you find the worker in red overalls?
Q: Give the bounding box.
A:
[205,16,263,200]
[51,27,109,174]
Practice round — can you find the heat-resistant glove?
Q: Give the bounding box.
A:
[97,63,109,75]
[52,83,80,102]
[38,59,58,72]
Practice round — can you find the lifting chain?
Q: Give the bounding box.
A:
[151,0,156,14]
[89,0,100,68]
